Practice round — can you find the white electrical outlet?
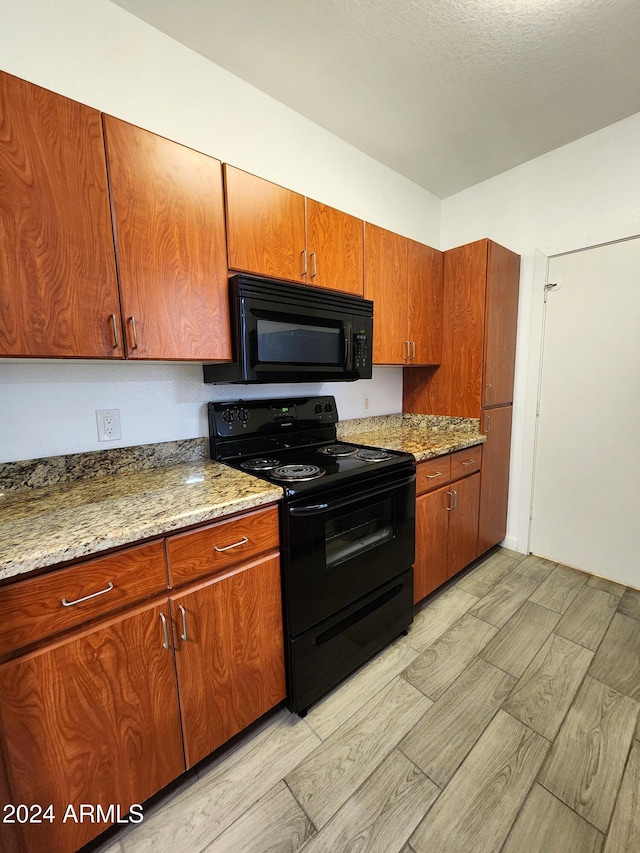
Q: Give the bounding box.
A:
[96,409,122,442]
[362,395,371,413]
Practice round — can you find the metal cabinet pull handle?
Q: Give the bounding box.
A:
[462,459,476,466]
[446,490,454,511]
[178,605,188,642]
[452,489,458,509]
[129,316,139,349]
[159,612,170,650]
[404,340,410,360]
[301,249,307,276]
[485,415,491,433]
[411,341,416,359]
[61,582,114,607]
[426,472,443,479]
[486,383,492,402]
[110,314,119,349]
[310,252,317,278]
[214,536,249,553]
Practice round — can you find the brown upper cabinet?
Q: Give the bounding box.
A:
[364,222,443,365]
[103,116,231,361]
[0,71,123,358]
[224,165,364,295]
[404,239,520,416]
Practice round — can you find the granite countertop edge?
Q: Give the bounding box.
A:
[1,413,485,583]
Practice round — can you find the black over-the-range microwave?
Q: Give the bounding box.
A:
[203,274,374,384]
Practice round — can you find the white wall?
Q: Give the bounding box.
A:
[441,112,640,554]
[0,0,439,463]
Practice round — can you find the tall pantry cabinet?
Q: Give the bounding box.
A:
[403,239,520,555]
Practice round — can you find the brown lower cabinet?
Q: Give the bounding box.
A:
[477,405,513,556]
[0,601,184,853]
[0,508,285,853]
[414,462,481,604]
[171,554,286,769]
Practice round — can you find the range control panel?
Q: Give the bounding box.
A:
[209,396,338,438]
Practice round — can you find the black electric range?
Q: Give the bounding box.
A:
[208,395,416,715]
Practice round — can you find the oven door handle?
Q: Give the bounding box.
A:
[289,472,416,516]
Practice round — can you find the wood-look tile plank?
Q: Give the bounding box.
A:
[409,710,549,853]
[201,781,315,852]
[455,552,519,598]
[529,564,587,614]
[512,554,557,583]
[122,710,321,853]
[604,739,640,853]
[555,586,619,651]
[481,600,560,678]
[404,614,497,700]
[587,575,626,597]
[469,573,541,628]
[285,677,431,829]
[538,676,638,832]
[305,639,418,740]
[503,784,603,853]
[400,657,515,787]
[497,546,527,564]
[406,586,479,652]
[503,633,594,739]
[618,587,640,621]
[589,613,640,700]
[300,750,438,853]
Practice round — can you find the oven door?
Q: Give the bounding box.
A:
[283,470,416,636]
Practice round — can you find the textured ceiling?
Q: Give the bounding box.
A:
[110,0,640,197]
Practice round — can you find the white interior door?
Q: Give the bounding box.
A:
[530,237,640,586]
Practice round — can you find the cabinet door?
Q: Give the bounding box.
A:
[415,487,450,603]
[407,239,443,365]
[306,199,363,295]
[224,165,306,282]
[364,223,408,364]
[103,116,231,360]
[0,71,122,358]
[483,241,520,406]
[0,601,184,853]
[477,405,513,556]
[447,473,481,578]
[171,554,285,769]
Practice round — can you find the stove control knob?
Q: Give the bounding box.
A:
[222,408,235,424]
[324,402,333,414]
[239,408,249,424]
[314,402,323,415]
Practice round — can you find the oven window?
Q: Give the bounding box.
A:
[325,500,393,569]
[257,319,342,365]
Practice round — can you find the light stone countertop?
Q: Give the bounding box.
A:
[0,414,485,584]
[0,461,283,583]
[338,413,486,462]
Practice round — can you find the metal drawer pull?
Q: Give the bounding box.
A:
[159,612,170,650]
[452,489,458,509]
[462,459,477,466]
[446,490,454,511]
[426,472,443,479]
[311,252,317,278]
[411,341,416,359]
[301,249,308,276]
[485,415,491,433]
[179,605,188,642]
[61,582,114,607]
[404,340,410,360]
[110,314,119,349]
[214,536,249,552]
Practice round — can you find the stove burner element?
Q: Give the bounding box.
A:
[240,458,281,471]
[355,448,393,462]
[318,444,358,457]
[271,464,326,482]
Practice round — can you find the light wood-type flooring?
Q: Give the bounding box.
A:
[90,549,640,853]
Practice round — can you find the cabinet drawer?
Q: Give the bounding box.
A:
[450,445,483,479]
[166,505,279,586]
[0,540,167,657]
[416,455,452,495]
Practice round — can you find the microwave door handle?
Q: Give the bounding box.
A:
[289,472,416,516]
[344,325,352,370]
